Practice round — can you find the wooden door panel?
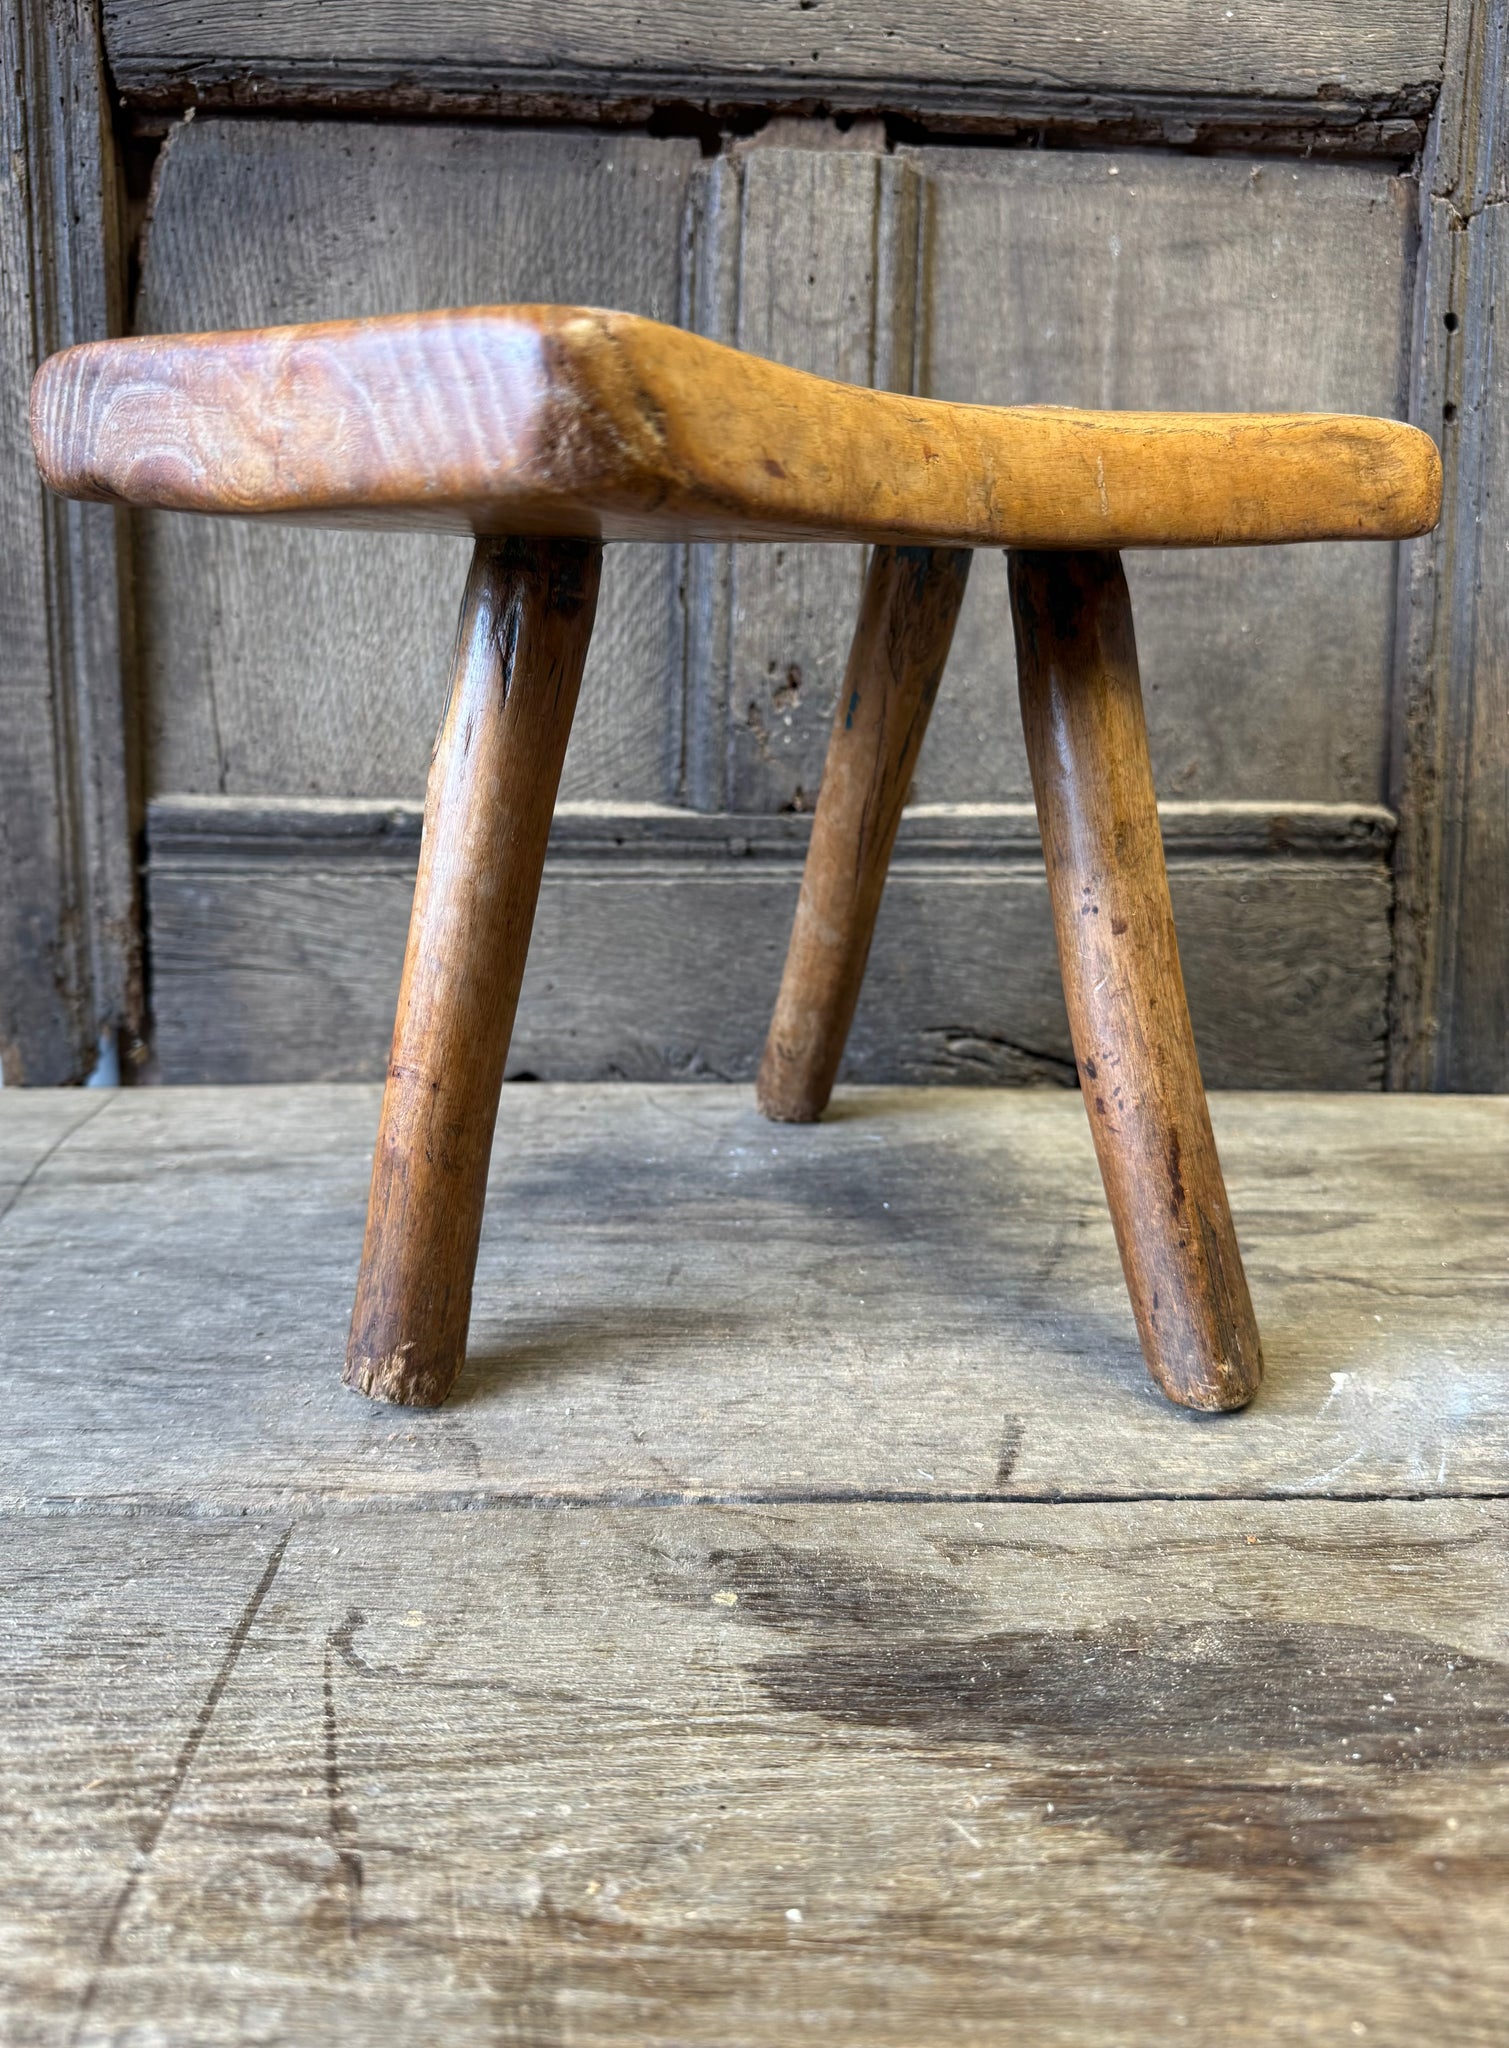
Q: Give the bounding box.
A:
[7,3,1502,1091]
[135,119,699,801]
[144,798,1392,1090]
[104,0,1446,156]
[915,151,1414,808]
[132,124,1411,1086]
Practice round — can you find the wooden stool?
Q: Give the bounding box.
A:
[32,306,1440,1414]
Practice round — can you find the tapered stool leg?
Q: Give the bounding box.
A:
[757,545,972,1122]
[1009,549,1262,1412]
[344,535,601,1407]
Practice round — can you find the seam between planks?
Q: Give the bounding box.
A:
[11,1487,1509,1522]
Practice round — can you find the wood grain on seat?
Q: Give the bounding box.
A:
[32,304,1440,549]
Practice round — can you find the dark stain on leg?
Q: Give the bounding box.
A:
[1166,1128,1186,1220]
[1194,1197,1262,1407]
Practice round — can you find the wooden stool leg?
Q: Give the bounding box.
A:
[344,535,601,1407]
[757,545,972,1122]
[1009,549,1263,1412]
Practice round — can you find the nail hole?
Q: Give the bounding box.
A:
[1443,402,1458,423]
[1443,311,1460,332]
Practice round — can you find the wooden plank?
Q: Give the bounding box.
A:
[2,1086,1505,1510]
[142,799,1395,1089]
[0,1514,291,2046]
[1389,0,1509,1088]
[1454,191,1509,1082]
[912,151,1416,807]
[125,130,1427,1137]
[6,1498,1507,2043]
[0,0,134,1082]
[133,118,699,802]
[101,0,1446,155]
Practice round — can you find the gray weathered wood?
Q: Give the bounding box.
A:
[0,0,134,1083]
[4,1072,1507,2038]
[134,117,699,802]
[0,1514,290,2047]
[1389,0,1509,1089]
[4,1498,1508,2044]
[143,798,1395,1089]
[913,151,1416,807]
[3,1085,1505,1510]
[0,1090,108,1219]
[101,0,1446,156]
[148,795,1401,863]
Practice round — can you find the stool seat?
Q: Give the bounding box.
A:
[32,303,1439,550]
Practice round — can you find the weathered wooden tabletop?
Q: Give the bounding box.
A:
[2,1084,1506,2045]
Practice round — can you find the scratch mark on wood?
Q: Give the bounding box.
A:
[994,1417,1027,1491]
[331,1606,385,1679]
[322,1634,364,1937]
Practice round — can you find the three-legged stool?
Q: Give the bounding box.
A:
[33,305,1440,1413]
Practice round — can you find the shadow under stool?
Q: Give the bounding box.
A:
[31,305,1441,1415]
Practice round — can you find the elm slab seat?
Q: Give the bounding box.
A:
[32,304,1442,1415]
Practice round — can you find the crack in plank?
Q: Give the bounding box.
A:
[17,1484,1509,1522]
[0,1094,116,1235]
[65,1525,292,2045]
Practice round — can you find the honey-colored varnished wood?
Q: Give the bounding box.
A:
[1010,550,1263,1413]
[344,535,601,1408]
[758,545,971,1122]
[31,304,1440,549]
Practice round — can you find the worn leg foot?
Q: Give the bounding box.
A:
[1009,548,1262,1412]
[757,545,972,1122]
[344,535,601,1407]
